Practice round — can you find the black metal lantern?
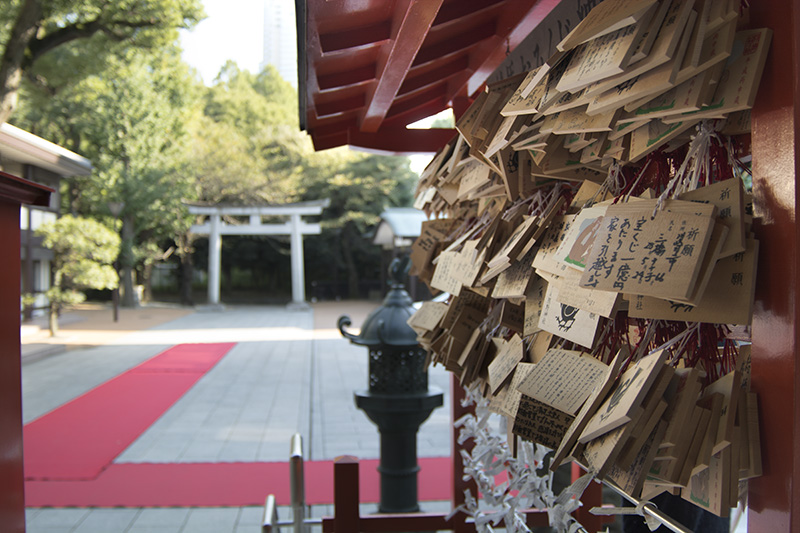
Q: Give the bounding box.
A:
[338,257,443,513]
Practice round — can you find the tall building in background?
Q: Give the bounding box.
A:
[261,0,298,87]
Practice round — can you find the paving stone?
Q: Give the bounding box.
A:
[71,508,139,532]
[27,508,90,528]
[235,506,264,526]
[25,527,75,533]
[181,507,239,531]
[129,507,190,528]
[127,527,181,533]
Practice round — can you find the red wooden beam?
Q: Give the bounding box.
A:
[360,0,445,133]
[412,20,496,68]
[398,55,469,96]
[433,0,557,103]
[387,84,446,118]
[320,20,391,53]
[346,127,455,155]
[0,197,25,533]
[318,64,376,91]
[316,94,366,118]
[432,0,505,28]
[311,133,349,152]
[0,171,52,206]
[307,116,359,137]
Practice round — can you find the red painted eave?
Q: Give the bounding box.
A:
[299,0,562,154]
[0,171,52,207]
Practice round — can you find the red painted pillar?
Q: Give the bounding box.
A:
[332,456,360,532]
[0,172,51,533]
[748,1,800,531]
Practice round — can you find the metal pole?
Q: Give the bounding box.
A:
[261,494,280,532]
[599,480,694,533]
[290,433,307,533]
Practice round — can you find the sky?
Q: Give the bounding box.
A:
[180,0,265,85]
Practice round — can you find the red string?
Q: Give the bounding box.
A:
[590,311,642,367]
[636,321,738,385]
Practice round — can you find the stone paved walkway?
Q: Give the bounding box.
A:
[22,302,452,533]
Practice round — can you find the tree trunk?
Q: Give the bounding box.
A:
[48,302,58,337]
[177,233,194,307]
[48,269,63,336]
[142,261,153,303]
[121,265,136,307]
[0,0,42,125]
[120,213,136,307]
[179,252,194,306]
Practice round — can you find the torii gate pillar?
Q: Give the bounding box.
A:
[208,214,222,305]
[289,213,306,304]
[188,200,329,308]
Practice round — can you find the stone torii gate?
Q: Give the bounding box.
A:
[187,200,329,307]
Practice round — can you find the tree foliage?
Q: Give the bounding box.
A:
[16,47,200,306]
[0,0,204,125]
[195,63,306,206]
[36,214,120,335]
[300,153,418,299]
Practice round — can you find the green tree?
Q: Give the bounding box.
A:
[198,64,305,205]
[29,45,200,302]
[36,51,199,307]
[301,153,418,298]
[0,0,203,125]
[36,215,120,336]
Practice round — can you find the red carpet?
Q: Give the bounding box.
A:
[25,457,452,507]
[23,341,454,507]
[24,343,235,481]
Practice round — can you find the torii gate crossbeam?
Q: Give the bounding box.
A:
[187,200,329,307]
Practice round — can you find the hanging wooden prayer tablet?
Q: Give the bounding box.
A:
[551,348,625,469]
[487,334,524,394]
[607,421,668,499]
[628,237,758,324]
[554,205,608,271]
[580,348,669,443]
[513,395,575,450]
[578,200,715,301]
[498,362,536,419]
[679,177,746,259]
[523,277,547,337]
[517,348,609,415]
[537,281,601,349]
[557,0,660,53]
